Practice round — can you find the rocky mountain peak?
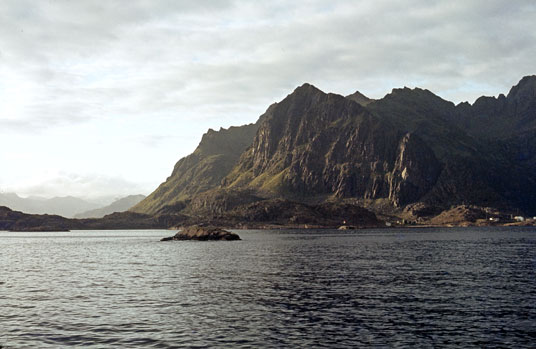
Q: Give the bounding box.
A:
[293,82,324,95]
[134,75,536,218]
[386,86,452,105]
[507,75,536,100]
[346,90,372,106]
[195,124,258,157]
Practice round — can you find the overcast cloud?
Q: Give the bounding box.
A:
[1,0,535,198]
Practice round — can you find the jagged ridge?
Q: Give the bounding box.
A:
[133,76,536,219]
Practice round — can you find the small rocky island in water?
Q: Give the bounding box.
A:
[161,226,241,241]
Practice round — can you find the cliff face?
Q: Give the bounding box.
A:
[132,123,260,214]
[388,133,441,206]
[450,75,536,139]
[222,84,441,207]
[133,76,536,217]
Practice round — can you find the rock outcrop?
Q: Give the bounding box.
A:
[161,226,241,241]
[222,84,440,207]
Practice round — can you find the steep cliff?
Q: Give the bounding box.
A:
[222,84,440,207]
[132,123,260,214]
[133,76,536,218]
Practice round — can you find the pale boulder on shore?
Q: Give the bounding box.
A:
[161,226,241,241]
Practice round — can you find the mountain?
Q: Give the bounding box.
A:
[132,122,262,214]
[222,83,441,207]
[0,206,168,231]
[346,90,373,106]
[74,194,146,218]
[0,193,101,218]
[132,76,536,221]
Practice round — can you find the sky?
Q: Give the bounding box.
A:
[0,0,535,199]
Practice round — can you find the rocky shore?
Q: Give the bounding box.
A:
[161,226,241,241]
[1,202,534,233]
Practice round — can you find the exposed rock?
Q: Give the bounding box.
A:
[403,202,443,219]
[185,188,262,215]
[161,226,241,241]
[129,76,536,219]
[426,205,507,226]
[388,133,441,206]
[132,123,261,215]
[223,84,437,207]
[338,225,357,230]
[346,90,373,106]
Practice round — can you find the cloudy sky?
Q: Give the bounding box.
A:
[1,0,534,199]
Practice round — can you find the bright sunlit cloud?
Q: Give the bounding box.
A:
[1,0,535,198]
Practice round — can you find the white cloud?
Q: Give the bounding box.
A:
[0,0,535,197]
[3,171,150,200]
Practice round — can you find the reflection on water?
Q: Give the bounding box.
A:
[1,227,535,347]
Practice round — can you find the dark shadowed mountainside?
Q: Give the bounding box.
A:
[132,123,262,215]
[133,76,536,224]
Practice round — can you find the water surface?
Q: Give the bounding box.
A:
[1,227,535,347]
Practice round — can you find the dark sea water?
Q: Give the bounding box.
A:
[1,227,535,348]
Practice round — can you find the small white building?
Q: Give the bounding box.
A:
[514,216,525,222]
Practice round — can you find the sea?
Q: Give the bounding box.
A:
[1,227,535,348]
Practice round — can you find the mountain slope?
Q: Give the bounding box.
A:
[132,122,261,214]
[222,84,441,206]
[74,194,146,218]
[450,75,536,139]
[133,76,536,217]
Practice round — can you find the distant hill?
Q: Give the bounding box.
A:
[131,75,536,221]
[0,206,166,231]
[0,193,101,218]
[74,195,146,218]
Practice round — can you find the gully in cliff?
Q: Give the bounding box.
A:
[161,226,241,241]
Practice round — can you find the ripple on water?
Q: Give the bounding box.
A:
[0,228,535,347]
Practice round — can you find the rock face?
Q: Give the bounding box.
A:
[161,226,241,241]
[132,123,261,215]
[346,90,373,106]
[222,84,439,206]
[388,133,441,206]
[131,76,536,220]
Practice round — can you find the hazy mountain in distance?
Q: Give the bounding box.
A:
[0,193,101,218]
[74,195,146,218]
